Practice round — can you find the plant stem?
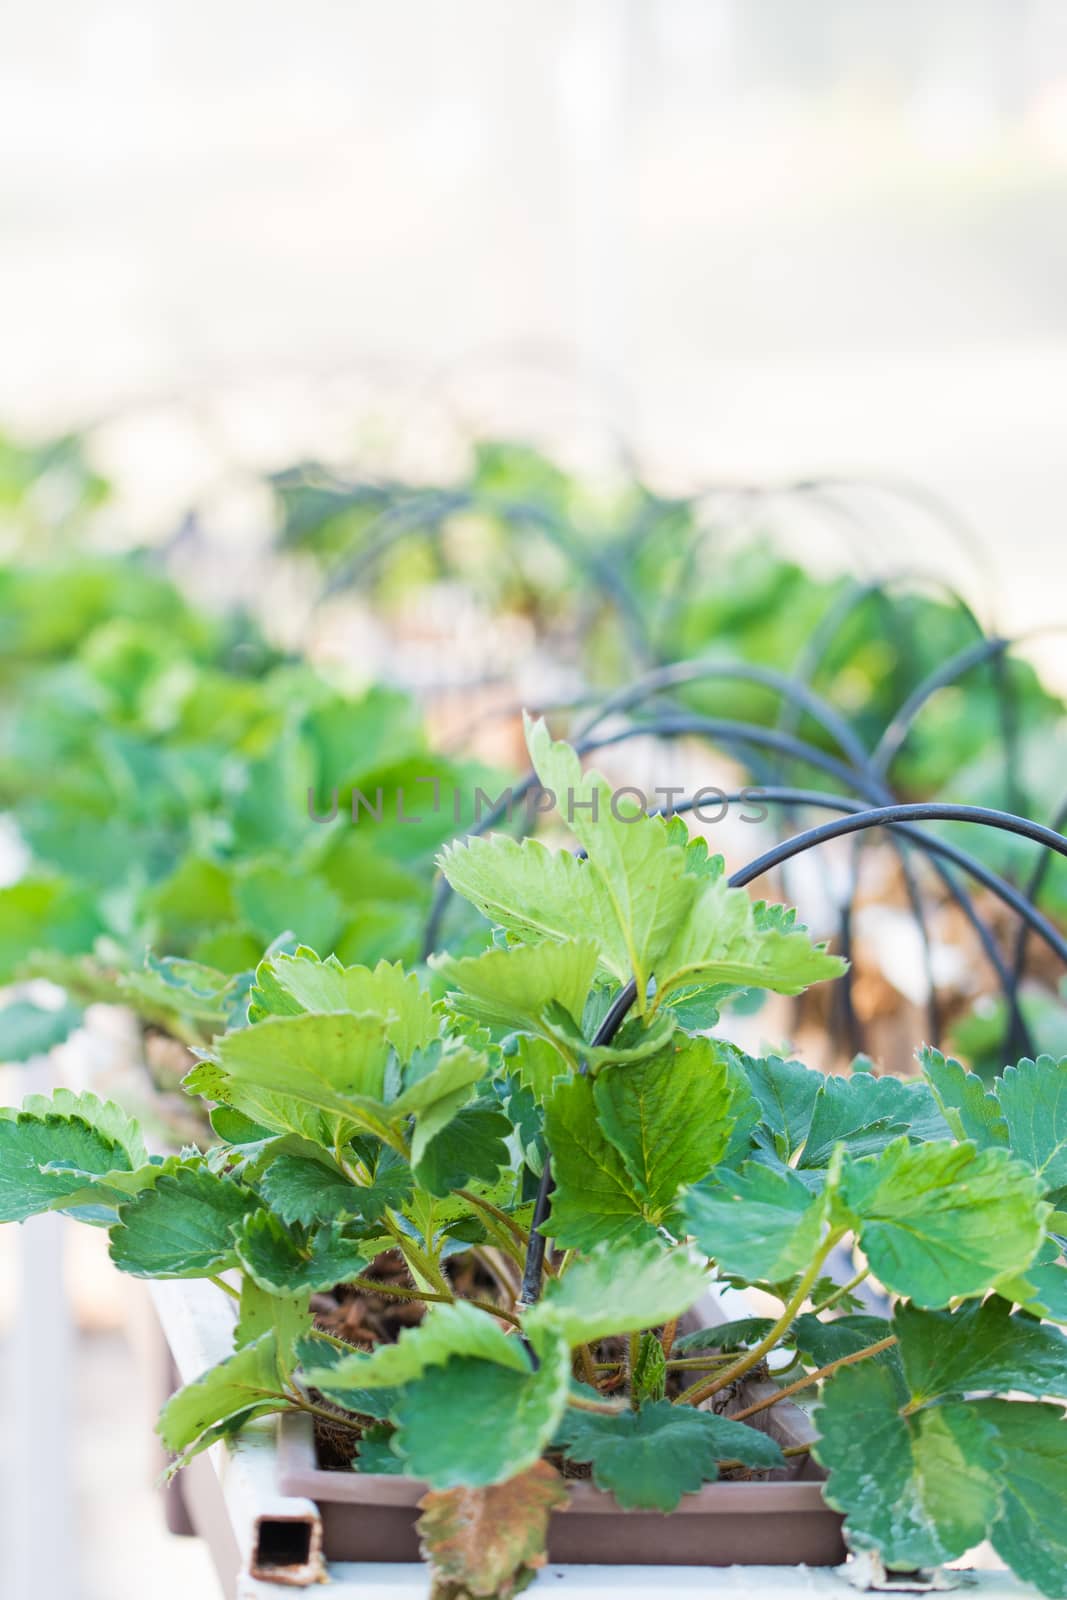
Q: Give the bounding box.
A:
[210,1275,241,1301]
[382,1213,452,1298]
[660,1316,679,1360]
[716,1442,812,1472]
[566,1392,627,1416]
[727,1335,898,1422]
[663,1354,736,1371]
[628,1330,640,1410]
[810,1265,870,1315]
[457,1189,530,1249]
[680,1232,843,1408]
[577,1343,598,1389]
[348,1275,522,1329]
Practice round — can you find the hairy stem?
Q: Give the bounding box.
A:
[728,1336,898,1421]
[456,1189,530,1250]
[210,1275,240,1301]
[681,1232,843,1407]
[660,1317,679,1360]
[566,1392,627,1416]
[348,1274,522,1329]
[382,1213,452,1298]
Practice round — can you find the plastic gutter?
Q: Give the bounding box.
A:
[150,1278,1029,1600]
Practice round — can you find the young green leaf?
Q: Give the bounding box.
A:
[258,1149,410,1228]
[592,1034,737,1213]
[431,937,599,1037]
[558,1400,783,1511]
[790,1312,894,1369]
[541,1075,656,1250]
[109,1168,253,1278]
[653,871,846,1010]
[918,1045,1008,1149]
[204,1012,393,1121]
[248,950,438,1060]
[524,716,697,1004]
[233,1209,369,1296]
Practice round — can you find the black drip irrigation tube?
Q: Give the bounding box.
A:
[515,800,1067,1312]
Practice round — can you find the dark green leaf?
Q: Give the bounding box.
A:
[559,1400,783,1511]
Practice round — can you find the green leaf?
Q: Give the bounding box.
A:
[0,1104,142,1221]
[205,1012,393,1123]
[790,1313,894,1368]
[431,937,599,1036]
[248,950,437,1060]
[542,1074,655,1250]
[896,1297,1067,1403]
[524,715,698,1003]
[235,862,345,955]
[592,1035,737,1217]
[301,1299,530,1394]
[109,1168,253,1278]
[233,1276,311,1355]
[684,1161,829,1281]
[392,1328,572,1488]
[410,1100,512,1198]
[997,1055,1067,1194]
[974,1398,1067,1597]
[654,870,846,1009]
[1002,1237,1067,1324]
[233,1210,368,1295]
[17,1088,147,1168]
[800,1073,945,1169]
[673,1316,775,1355]
[745,1053,822,1162]
[0,878,103,984]
[352,1425,405,1475]
[258,1151,408,1228]
[0,1000,83,1062]
[814,1360,1000,1570]
[118,954,237,1032]
[524,1241,706,1349]
[559,1400,783,1511]
[183,1060,339,1150]
[919,1045,1008,1149]
[843,1138,1047,1306]
[158,1334,289,1464]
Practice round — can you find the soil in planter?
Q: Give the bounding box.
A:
[306,1252,776,1482]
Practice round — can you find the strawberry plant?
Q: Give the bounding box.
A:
[2,722,1066,1594]
[0,559,499,1068]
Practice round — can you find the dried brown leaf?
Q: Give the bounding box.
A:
[417,1459,567,1599]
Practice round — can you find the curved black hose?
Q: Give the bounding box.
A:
[514,799,1067,1307]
